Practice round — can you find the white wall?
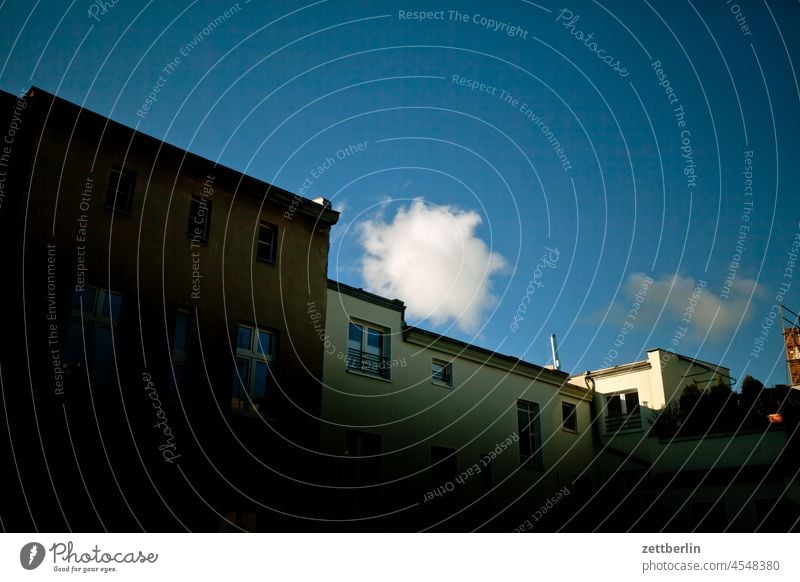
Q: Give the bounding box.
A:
[319,286,595,526]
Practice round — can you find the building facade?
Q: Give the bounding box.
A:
[318,280,594,531]
[570,350,799,531]
[0,88,339,531]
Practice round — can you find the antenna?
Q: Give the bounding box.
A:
[550,334,561,371]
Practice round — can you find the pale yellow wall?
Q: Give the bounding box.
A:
[320,287,594,510]
[651,349,731,406]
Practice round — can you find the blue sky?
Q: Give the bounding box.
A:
[2,0,799,388]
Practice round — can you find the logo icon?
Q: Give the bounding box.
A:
[20,542,45,570]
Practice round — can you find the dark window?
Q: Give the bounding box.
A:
[517,400,542,468]
[257,222,277,263]
[71,286,96,312]
[231,323,275,414]
[64,287,123,387]
[170,310,192,391]
[347,321,390,378]
[218,511,257,533]
[430,446,457,486]
[431,359,453,386]
[188,196,212,242]
[430,446,458,512]
[344,430,382,513]
[562,402,578,432]
[105,167,135,213]
[605,392,642,432]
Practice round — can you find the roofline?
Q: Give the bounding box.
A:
[21,87,340,226]
[670,353,730,374]
[325,279,584,393]
[327,279,405,313]
[572,359,651,380]
[573,348,730,380]
[403,325,577,389]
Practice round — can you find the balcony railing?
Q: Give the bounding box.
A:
[347,348,390,378]
[606,412,643,433]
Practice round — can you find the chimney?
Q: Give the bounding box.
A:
[550,334,561,371]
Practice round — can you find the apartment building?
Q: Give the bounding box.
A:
[0,88,339,531]
[317,280,594,531]
[570,350,799,531]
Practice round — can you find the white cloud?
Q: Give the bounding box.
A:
[606,272,765,342]
[359,199,507,332]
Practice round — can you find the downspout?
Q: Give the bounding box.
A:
[585,373,602,447]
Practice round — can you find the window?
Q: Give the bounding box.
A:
[431,359,453,386]
[231,323,276,413]
[517,400,542,468]
[187,196,212,242]
[430,446,458,512]
[105,167,135,213]
[562,402,578,432]
[347,321,390,378]
[344,430,382,513]
[605,391,642,432]
[170,309,192,391]
[218,511,257,533]
[430,446,457,486]
[256,222,277,263]
[63,286,124,386]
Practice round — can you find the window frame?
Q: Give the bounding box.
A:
[517,400,543,469]
[604,390,642,433]
[346,319,391,379]
[561,401,578,433]
[230,322,277,414]
[256,221,278,264]
[105,166,136,214]
[431,358,453,387]
[187,195,212,242]
[64,286,124,386]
